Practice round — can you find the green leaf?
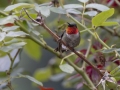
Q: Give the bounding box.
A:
[0,50,7,57]
[101,80,106,90]
[35,6,50,17]
[23,13,37,20]
[92,8,114,27]
[0,32,6,41]
[101,22,119,26]
[24,39,41,60]
[31,30,40,36]
[2,26,19,32]
[34,67,51,82]
[6,31,28,37]
[50,73,66,81]
[102,48,120,53]
[63,4,83,9]
[66,9,81,14]
[0,15,18,25]
[4,3,34,12]
[0,42,26,52]
[4,38,23,44]
[0,72,6,77]
[110,66,120,76]
[84,11,98,16]
[59,64,74,74]
[101,48,116,53]
[86,3,109,11]
[19,74,43,86]
[78,0,89,3]
[114,76,120,81]
[50,7,66,14]
[112,71,120,78]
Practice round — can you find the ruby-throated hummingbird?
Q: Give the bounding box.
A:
[55,23,80,52]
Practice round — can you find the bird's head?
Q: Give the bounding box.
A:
[66,22,79,34]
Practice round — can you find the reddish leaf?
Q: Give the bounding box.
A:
[92,38,108,50]
[4,23,14,27]
[75,83,83,89]
[86,66,92,78]
[74,57,81,64]
[107,0,120,7]
[80,49,87,55]
[97,64,104,69]
[68,74,80,80]
[103,38,108,43]
[92,45,98,50]
[114,60,120,65]
[74,49,87,64]
[107,56,120,65]
[39,86,54,90]
[86,65,103,82]
[74,49,92,64]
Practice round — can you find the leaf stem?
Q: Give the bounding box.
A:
[6,49,20,90]
[0,10,97,89]
[82,36,92,68]
[67,14,120,58]
[11,0,15,4]
[81,3,86,25]
[115,0,120,6]
[22,8,100,75]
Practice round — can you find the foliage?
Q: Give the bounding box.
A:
[0,0,120,90]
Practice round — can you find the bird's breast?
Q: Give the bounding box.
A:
[66,33,79,40]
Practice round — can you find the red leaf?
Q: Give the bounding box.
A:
[107,0,120,7]
[80,49,87,55]
[4,23,14,27]
[74,49,92,64]
[39,86,54,90]
[114,60,120,65]
[92,45,98,50]
[97,64,104,69]
[92,38,108,50]
[86,65,102,82]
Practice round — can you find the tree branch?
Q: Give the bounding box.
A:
[22,9,102,77]
[7,49,20,90]
[0,10,97,89]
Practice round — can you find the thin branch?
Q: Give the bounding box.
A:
[115,0,120,6]
[67,14,120,58]
[13,49,21,61]
[81,3,86,25]
[82,36,92,68]
[100,26,120,37]
[8,49,21,73]
[7,83,13,90]
[75,14,120,38]
[11,0,15,4]
[0,10,97,89]
[7,49,21,90]
[23,9,103,78]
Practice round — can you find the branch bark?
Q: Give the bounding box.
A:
[0,10,97,90]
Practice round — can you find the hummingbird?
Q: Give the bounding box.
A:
[55,22,80,52]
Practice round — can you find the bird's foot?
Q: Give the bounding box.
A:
[54,47,59,52]
[69,47,75,52]
[57,38,62,43]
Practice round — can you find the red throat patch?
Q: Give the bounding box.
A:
[66,27,78,34]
